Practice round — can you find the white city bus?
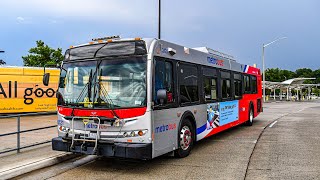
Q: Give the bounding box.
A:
[52,36,262,159]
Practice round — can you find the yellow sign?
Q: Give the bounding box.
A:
[0,66,60,114]
[83,118,90,125]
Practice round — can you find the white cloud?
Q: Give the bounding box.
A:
[16,17,25,21]
[49,20,58,24]
[16,16,33,24]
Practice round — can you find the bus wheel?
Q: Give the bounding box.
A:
[175,119,194,158]
[245,107,254,126]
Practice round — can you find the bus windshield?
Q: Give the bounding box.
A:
[57,56,147,109]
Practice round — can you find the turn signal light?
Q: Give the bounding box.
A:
[138,130,143,136]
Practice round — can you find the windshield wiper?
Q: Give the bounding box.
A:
[92,60,103,106]
[87,69,93,102]
[92,69,120,119]
[70,69,92,107]
[63,60,103,109]
[74,67,97,106]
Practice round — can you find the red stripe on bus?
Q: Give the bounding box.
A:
[204,121,238,138]
[57,106,147,119]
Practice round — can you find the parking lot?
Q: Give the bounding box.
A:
[11,101,320,180]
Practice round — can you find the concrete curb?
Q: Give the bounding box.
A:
[0,153,80,180]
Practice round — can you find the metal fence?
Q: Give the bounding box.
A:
[0,112,57,154]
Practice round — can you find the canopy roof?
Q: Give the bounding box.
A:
[264,78,320,89]
[281,78,316,85]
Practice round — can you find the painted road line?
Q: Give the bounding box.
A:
[297,107,307,113]
[269,121,278,128]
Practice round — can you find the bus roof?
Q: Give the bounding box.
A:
[143,38,260,75]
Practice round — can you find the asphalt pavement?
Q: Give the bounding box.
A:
[8,101,320,180]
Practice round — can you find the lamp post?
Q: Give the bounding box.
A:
[262,37,287,102]
[158,0,161,39]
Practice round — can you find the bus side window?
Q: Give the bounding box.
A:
[244,75,251,94]
[220,71,231,100]
[234,73,242,99]
[221,79,231,99]
[154,59,174,105]
[202,67,218,102]
[204,77,217,101]
[179,63,199,104]
[251,76,257,94]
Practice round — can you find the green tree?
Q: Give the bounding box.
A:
[312,69,320,84]
[280,69,296,81]
[265,68,294,82]
[265,67,320,84]
[312,88,320,96]
[296,68,315,84]
[22,40,64,67]
[265,68,281,82]
[295,68,313,77]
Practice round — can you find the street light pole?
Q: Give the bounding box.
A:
[262,37,287,102]
[262,45,265,102]
[158,0,161,39]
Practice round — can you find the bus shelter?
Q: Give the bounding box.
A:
[263,78,320,101]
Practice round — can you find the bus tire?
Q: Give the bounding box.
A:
[245,106,254,126]
[174,118,194,158]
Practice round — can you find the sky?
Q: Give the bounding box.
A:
[0,0,319,71]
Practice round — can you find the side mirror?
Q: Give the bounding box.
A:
[59,77,66,88]
[157,89,167,105]
[43,73,50,86]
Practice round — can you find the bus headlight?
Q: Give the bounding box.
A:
[130,131,136,137]
[59,126,70,132]
[123,132,128,137]
[122,130,147,137]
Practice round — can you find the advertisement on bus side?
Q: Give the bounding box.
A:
[219,100,239,126]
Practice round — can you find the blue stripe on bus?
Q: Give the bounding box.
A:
[196,124,207,135]
[243,65,247,72]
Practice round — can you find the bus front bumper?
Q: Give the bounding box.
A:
[52,137,152,160]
